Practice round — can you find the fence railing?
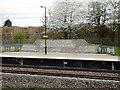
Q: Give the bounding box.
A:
[98,46,114,55]
[1,39,33,45]
[0,45,22,52]
[0,39,115,55]
[0,44,115,55]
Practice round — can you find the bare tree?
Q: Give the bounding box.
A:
[47,0,83,39]
[86,2,110,45]
[108,1,120,30]
[87,2,109,26]
[107,0,120,45]
[118,1,120,23]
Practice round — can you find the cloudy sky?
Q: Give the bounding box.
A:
[0,0,115,27]
[0,0,60,27]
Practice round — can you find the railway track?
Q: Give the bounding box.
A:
[1,64,120,81]
[2,64,120,73]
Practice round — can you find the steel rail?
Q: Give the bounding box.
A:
[2,64,120,73]
[2,69,120,81]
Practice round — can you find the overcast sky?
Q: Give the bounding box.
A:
[0,0,117,27]
[0,0,60,27]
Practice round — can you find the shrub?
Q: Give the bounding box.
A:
[14,47,20,52]
[12,28,25,44]
[29,34,42,43]
[114,47,120,56]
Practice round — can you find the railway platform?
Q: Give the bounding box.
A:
[0,52,120,70]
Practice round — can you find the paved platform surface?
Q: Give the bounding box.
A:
[0,52,119,62]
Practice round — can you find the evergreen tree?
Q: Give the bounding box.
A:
[4,19,12,27]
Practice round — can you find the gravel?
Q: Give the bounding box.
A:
[2,74,120,89]
[2,67,120,89]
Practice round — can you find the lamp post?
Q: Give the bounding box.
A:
[41,6,47,55]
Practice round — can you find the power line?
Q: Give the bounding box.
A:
[0,13,43,15]
[0,6,53,9]
[12,22,41,23]
[0,7,41,9]
[0,17,41,19]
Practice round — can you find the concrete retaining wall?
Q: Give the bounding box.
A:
[33,39,99,53]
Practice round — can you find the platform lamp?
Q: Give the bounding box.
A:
[40,6,48,55]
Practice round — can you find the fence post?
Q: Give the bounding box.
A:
[20,59,23,65]
[112,62,115,70]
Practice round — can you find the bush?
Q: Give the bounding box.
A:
[29,34,42,43]
[114,47,120,56]
[12,28,25,44]
[14,47,20,52]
